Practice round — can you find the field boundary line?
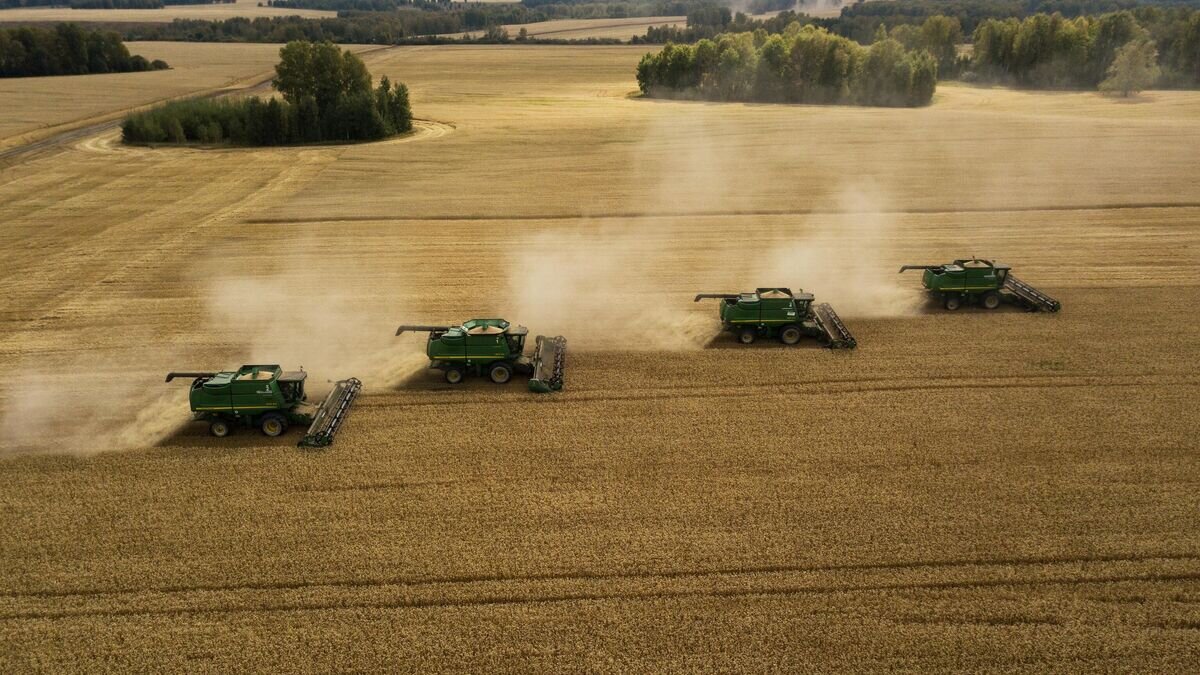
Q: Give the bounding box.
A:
[242,201,1200,224]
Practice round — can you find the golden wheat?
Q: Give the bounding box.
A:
[0,44,1197,671]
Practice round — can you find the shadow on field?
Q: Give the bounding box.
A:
[702,333,828,351]
[157,422,313,452]
[913,294,1035,316]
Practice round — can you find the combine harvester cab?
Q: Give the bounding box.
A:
[694,288,856,348]
[396,319,566,392]
[165,365,361,448]
[899,258,1061,312]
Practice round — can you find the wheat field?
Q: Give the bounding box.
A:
[0,44,1198,671]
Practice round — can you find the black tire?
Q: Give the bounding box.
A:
[944,295,961,311]
[260,413,288,437]
[209,420,230,438]
[489,362,513,384]
[444,367,465,384]
[779,325,802,345]
[982,291,1002,310]
[738,328,757,345]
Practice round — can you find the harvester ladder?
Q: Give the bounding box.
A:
[1003,275,1061,312]
[812,303,857,349]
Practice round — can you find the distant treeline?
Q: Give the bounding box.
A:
[829,0,1198,42]
[637,25,937,106]
[123,41,412,145]
[0,0,230,6]
[267,0,730,19]
[637,3,1200,89]
[0,24,168,77]
[972,9,1200,87]
[71,0,234,8]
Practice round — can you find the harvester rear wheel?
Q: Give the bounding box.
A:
[209,420,230,438]
[738,328,757,345]
[982,291,1002,309]
[444,367,465,384]
[779,325,802,345]
[260,413,288,437]
[489,362,513,384]
[944,295,961,311]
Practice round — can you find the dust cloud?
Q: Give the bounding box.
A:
[508,226,713,350]
[0,356,189,457]
[761,182,922,318]
[203,275,425,389]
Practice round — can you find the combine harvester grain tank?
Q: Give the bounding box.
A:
[166,365,361,447]
[396,318,566,392]
[694,287,857,348]
[899,258,1061,312]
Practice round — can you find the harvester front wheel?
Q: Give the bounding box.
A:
[489,362,513,384]
[260,413,288,437]
[209,420,230,438]
[982,291,1002,310]
[444,367,465,384]
[738,328,757,345]
[944,295,961,311]
[779,325,802,345]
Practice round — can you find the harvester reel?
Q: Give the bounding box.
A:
[298,377,362,449]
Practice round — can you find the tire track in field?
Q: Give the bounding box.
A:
[2,551,1194,601]
[243,200,1200,225]
[2,568,1198,623]
[372,373,1200,409]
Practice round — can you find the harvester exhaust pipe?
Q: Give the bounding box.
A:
[299,377,363,449]
[165,372,216,382]
[396,325,452,336]
[529,335,566,393]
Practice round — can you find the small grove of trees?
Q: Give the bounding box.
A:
[121,41,412,146]
[971,10,1199,89]
[0,25,168,78]
[636,24,937,107]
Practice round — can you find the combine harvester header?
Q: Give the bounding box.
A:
[695,287,856,348]
[166,365,361,447]
[396,319,566,392]
[899,258,1061,312]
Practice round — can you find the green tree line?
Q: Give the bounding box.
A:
[972,9,1200,87]
[121,41,412,146]
[0,24,168,78]
[636,24,938,106]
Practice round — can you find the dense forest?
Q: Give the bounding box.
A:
[122,41,412,145]
[637,25,938,106]
[0,24,168,77]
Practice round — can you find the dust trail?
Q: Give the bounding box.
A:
[0,358,189,457]
[762,182,921,318]
[508,225,712,351]
[202,273,426,392]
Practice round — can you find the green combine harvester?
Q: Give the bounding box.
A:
[694,288,856,348]
[165,365,361,448]
[899,258,1061,312]
[396,318,566,392]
